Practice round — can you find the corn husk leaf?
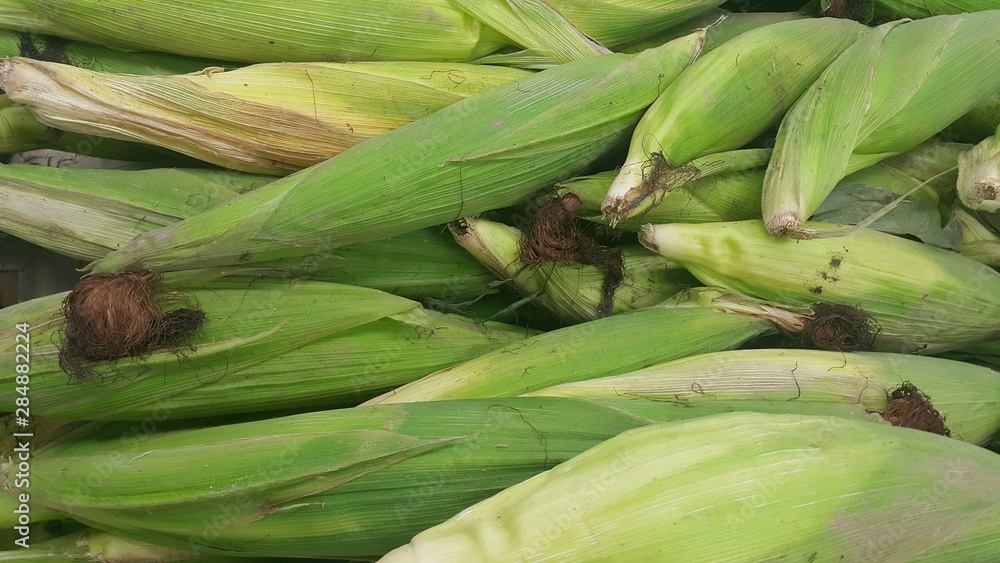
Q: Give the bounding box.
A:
[948,89,1000,143]
[872,0,1000,19]
[956,206,1000,267]
[621,10,810,54]
[0,277,530,419]
[562,148,769,229]
[811,183,963,250]
[0,0,84,40]
[13,0,507,63]
[0,30,233,74]
[762,13,1000,237]
[528,348,1000,444]
[546,0,724,50]
[0,96,180,159]
[450,0,609,64]
[0,58,531,174]
[641,219,1000,353]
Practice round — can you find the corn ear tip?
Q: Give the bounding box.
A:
[765,212,804,238]
[638,224,658,253]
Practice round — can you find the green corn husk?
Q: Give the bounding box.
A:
[0,58,531,174]
[380,412,1000,562]
[602,17,866,224]
[956,206,1000,267]
[1,397,851,560]
[82,34,706,275]
[362,296,798,405]
[0,277,531,420]
[449,217,696,323]
[762,14,1000,238]
[560,148,770,229]
[949,89,1000,143]
[527,348,1000,444]
[621,10,811,55]
[871,0,1000,20]
[640,220,1000,354]
[957,123,1000,212]
[0,164,497,301]
[10,0,509,63]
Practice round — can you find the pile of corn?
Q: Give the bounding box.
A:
[2,1,1000,560]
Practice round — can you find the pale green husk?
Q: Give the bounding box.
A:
[762,13,1000,237]
[0,57,531,174]
[0,398,862,559]
[640,219,1000,353]
[528,348,1000,444]
[381,412,1000,562]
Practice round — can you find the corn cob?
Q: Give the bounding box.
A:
[12,0,509,63]
[0,164,498,302]
[82,34,706,275]
[528,348,1000,444]
[449,217,695,323]
[381,412,1000,562]
[762,13,1000,238]
[0,58,531,174]
[0,276,530,419]
[956,207,1000,267]
[561,148,770,229]
[4,397,806,560]
[363,296,794,405]
[602,17,866,224]
[957,123,1000,212]
[640,220,1000,353]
